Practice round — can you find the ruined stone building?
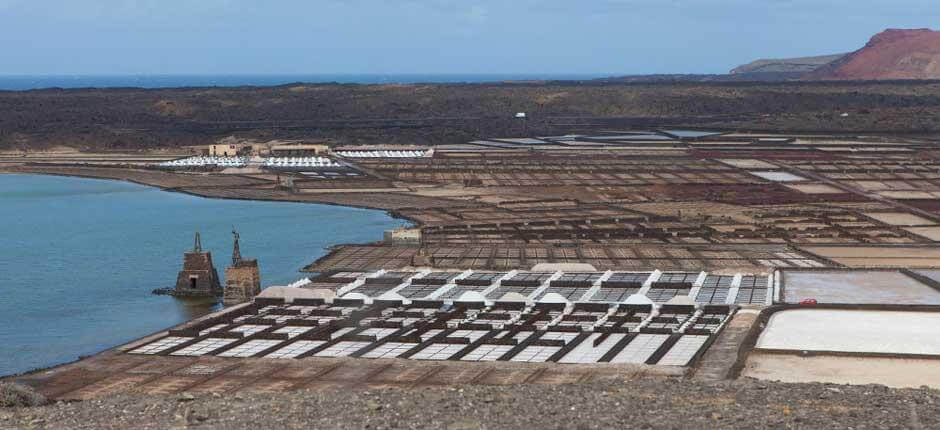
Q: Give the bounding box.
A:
[173,233,222,297]
[223,229,261,305]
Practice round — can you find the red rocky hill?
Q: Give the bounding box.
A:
[806,28,940,80]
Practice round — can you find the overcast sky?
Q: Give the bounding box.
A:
[1,0,938,75]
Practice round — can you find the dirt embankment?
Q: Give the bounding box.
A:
[2,377,937,429]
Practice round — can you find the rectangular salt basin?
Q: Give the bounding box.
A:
[914,270,940,284]
[718,159,778,169]
[904,227,940,241]
[749,171,806,182]
[863,212,934,226]
[757,309,940,355]
[783,270,940,305]
[610,334,669,364]
[558,333,626,364]
[800,246,940,268]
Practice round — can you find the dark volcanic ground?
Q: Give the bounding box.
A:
[4,81,940,152]
[3,377,937,429]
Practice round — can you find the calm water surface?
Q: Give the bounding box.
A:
[0,174,408,375]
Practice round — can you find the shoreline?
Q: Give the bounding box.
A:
[0,168,426,272]
[0,166,428,221]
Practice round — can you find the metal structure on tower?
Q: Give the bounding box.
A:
[231,228,242,266]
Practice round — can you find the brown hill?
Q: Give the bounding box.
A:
[730,53,846,74]
[806,28,940,80]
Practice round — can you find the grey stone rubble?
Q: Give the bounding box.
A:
[2,377,937,429]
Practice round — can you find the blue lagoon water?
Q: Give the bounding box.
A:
[0,174,409,376]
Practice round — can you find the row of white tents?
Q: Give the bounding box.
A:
[158,156,343,168]
[264,157,342,168]
[158,150,429,169]
[335,150,429,158]
[158,156,248,167]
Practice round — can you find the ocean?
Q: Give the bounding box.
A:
[0,174,409,376]
[0,74,607,91]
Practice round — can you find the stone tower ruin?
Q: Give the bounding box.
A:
[173,232,222,296]
[223,229,261,305]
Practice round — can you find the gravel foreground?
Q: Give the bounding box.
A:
[1,377,937,429]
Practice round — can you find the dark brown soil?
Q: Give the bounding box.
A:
[5,81,940,152]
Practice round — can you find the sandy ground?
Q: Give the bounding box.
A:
[744,354,940,389]
[785,183,844,194]
[3,376,939,429]
[0,146,79,155]
[799,246,940,268]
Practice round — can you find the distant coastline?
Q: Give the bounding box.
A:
[0,73,609,91]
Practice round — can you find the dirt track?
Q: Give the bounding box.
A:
[3,376,937,429]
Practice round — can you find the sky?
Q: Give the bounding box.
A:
[1,0,938,75]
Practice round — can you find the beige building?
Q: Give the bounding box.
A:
[384,227,421,244]
[270,143,330,157]
[209,143,253,156]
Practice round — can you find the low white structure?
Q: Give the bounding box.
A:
[263,156,341,168]
[158,156,248,168]
[335,150,430,158]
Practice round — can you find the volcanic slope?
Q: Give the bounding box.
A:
[807,28,940,80]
